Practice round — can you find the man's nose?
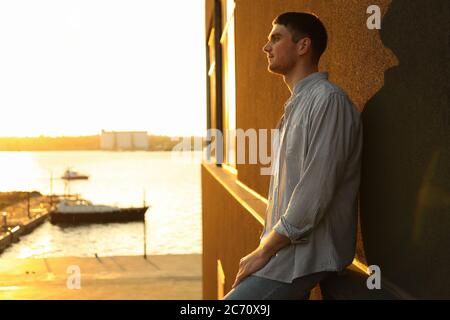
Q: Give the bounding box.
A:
[262,42,271,53]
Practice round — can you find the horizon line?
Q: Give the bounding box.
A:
[0,133,207,139]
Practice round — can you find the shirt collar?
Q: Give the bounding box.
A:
[292,71,328,96]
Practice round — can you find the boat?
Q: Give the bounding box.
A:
[61,168,89,180]
[50,198,148,224]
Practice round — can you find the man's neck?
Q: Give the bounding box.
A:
[283,63,319,94]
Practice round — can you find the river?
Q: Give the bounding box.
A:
[0,151,203,259]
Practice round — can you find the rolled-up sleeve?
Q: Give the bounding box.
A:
[273,92,359,244]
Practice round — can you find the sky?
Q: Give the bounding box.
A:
[0,0,206,137]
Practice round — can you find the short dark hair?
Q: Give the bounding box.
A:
[273,12,328,64]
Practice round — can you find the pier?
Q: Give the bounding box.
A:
[0,194,51,253]
[0,254,202,299]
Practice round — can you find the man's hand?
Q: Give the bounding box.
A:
[232,246,272,289]
[232,230,291,289]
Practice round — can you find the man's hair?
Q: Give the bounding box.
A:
[273,12,328,64]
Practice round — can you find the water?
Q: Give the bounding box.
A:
[0,151,203,259]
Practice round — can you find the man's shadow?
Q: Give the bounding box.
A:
[359,0,450,299]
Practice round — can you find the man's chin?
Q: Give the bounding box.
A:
[267,65,284,75]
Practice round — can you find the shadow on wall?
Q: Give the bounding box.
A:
[360,0,450,298]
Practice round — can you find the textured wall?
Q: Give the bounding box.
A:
[233,0,398,269]
[201,164,263,299]
[205,0,214,38]
[234,0,397,199]
[360,0,450,298]
[205,0,449,298]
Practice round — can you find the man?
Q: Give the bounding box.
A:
[224,12,363,300]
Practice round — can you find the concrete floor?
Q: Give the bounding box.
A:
[0,254,202,300]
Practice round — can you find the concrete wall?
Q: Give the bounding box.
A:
[360,0,450,298]
[201,164,263,299]
[203,0,449,299]
[234,0,397,200]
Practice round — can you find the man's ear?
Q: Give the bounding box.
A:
[297,37,312,56]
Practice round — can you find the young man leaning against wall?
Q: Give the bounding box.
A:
[224,12,363,300]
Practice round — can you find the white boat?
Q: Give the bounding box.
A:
[50,198,148,224]
[61,168,89,180]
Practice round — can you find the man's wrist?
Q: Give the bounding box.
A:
[258,230,291,258]
[259,243,276,258]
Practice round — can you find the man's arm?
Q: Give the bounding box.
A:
[260,229,292,257]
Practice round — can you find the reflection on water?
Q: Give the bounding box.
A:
[0,151,202,259]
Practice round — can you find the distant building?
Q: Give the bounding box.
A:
[100,131,115,150]
[100,130,149,151]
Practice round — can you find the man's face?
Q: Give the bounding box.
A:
[262,24,299,75]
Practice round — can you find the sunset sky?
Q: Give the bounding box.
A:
[0,0,206,137]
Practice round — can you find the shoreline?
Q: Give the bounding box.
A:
[0,135,206,152]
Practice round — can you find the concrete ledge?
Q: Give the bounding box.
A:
[202,162,267,225]
[320,266,414,300]
[0,233,12,253]
[0,213,49,254]
[10,225,23,242]
[21,214,48,235]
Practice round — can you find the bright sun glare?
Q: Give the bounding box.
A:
[0,0,206,138]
